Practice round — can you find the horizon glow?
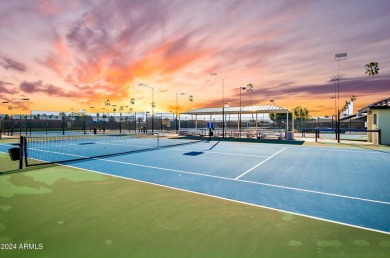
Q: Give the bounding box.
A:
[1,0,390,116]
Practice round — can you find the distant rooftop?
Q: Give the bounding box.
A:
[359,97,390,112]
[368,97,390,109]
[181,105,290,115]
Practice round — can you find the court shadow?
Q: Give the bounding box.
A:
[207,141,220,150]
[183,151,204,156]
[0,163,59,176]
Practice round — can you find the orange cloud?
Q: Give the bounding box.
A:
[39,54,64,77]
[55,38,70,59]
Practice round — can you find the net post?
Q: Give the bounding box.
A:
[378,129,381,145]
[315,128,318,142]
[19,136,24,169]
[157,132,160,147]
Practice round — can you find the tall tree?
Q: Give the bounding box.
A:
[292,106,310,129]
[340,96,357,114]
[59,112,66,119]
[269,112,293,127]
[246,83,254,105]
[365,62,379,76]
[292,106,310,120]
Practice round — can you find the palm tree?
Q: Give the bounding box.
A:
[246,83,254,105]
[340,96,357,114]
[365,62,379,76]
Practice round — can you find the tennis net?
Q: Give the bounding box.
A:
[21,133,201,167]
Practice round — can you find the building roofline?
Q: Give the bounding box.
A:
[181,105,291,115]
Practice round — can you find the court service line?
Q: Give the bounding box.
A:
[169,148,269,158]
[19,146,390,206]
[234,147,287,180]
[89,156,390,205]
[58,164,390,235]
[61,163,390,235]
[26,147,89,158]
[0,143,15,148]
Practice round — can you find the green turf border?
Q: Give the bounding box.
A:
[1,151,390,257]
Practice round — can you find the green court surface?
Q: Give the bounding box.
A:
[0,152,389,258]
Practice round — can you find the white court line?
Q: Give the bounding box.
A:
[93,156,390,206]
[27,147,88,158]
[29,141,269,158]
[20,145,390,207]
[206,140,389,154]
[95,142,154,148]
[30,139,154,148]
[0,143,17,147]
[5,144,388,234]
[234,147,287,180]
[59,163,390,235]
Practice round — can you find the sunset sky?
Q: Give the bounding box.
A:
[1,0,389,116]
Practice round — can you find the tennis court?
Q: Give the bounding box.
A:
[2,134,388,234]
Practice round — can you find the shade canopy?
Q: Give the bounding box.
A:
[181,105,290,115]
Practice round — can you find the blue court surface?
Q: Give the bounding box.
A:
[1,138,389,234]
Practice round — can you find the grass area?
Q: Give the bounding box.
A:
[302,140,390,151]
[0,153,389,257]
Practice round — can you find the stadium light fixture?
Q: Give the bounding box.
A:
[138,83,155,132]
[334,52,347,143]
[176,92,186,133]
[239,86,247,138]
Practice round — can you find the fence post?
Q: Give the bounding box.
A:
[337,111,340,143]
[23,136,28,167]
[19,136,24,169]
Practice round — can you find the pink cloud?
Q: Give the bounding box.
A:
[20,80,75,97]
[0,81,18,95]
[0,54,27,72]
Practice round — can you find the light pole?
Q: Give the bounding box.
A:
[176,92,186,133]
[139,83,155,132]
[330,96,336,130]
[330,77,338,138]
[210,72,225,138]
[168,111,174,131]
[2,100,13,135]
[239,86,247,138]
[330,96,336,131]
[188,95,194,127]
[335,52,347,143]
[89,106,95,133]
